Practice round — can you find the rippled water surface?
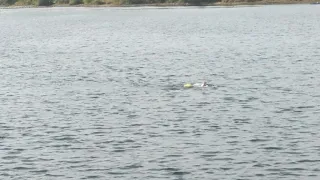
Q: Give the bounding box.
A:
[1,5,320,180]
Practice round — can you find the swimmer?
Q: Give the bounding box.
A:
[184,81,207,88]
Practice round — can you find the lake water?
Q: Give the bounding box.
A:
[0,4,320,180]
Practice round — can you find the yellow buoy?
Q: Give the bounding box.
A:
[184,83,193,88]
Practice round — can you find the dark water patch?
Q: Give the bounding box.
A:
[172,171,191,175]
[223,97,236,101]
[116,139,135,143]
[227,140,239,145]
[82,175,102,179]
[2,156,19,160]
[283,151,303,155]
[253,163,271,168]
[283,168,306,171]
[308,174,318,177]
[161,167,180,172]
[274,107,294,113]
[119,164,143,170]
[149,133,164,138]
[53,136,76,141]
[90,131,107,135]
[279,172,302,176]
[130,145,142,149]
[1,126,15,130]
[84,168,109,172]
[177,130,188,134]
[249,138,270,142]
[13,166,35,170]
[312,168,320,172]
[200,152,218,158]
[30,169,48,173]
[127,114,139,119]
[296,106,315,109]
[197,120,210,124]
[297,159,320,163]
[239,96,259,102]
[60,160,87,164]
[220,167,232,171]
[112,148,126,153]
[68,164,89,169]
[205,125,221,131]
[263,147,283,150]
[0,173,10,177]
[206,171,215,174]
[266,168,282,172]
[45,174,65,177]
[233,118,251,124]
[130,123,148,127]
[42,99,59,104]
[108,171,127,175]
[35,158,54,162]
[212,157,234,161]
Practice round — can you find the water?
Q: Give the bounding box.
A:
[0,5,320,180]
